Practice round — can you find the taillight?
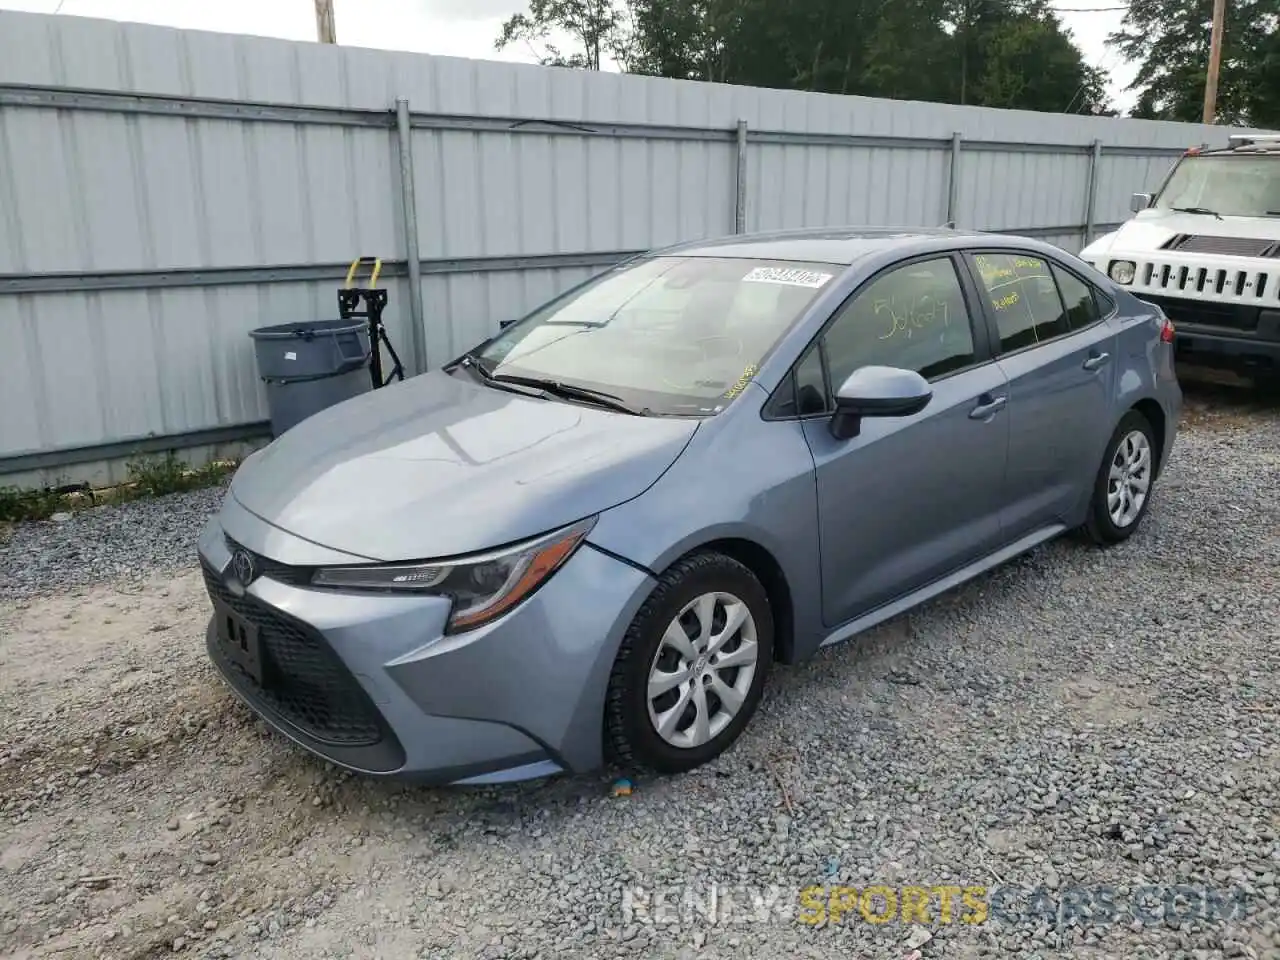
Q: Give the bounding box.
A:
[1160,319,1175,343]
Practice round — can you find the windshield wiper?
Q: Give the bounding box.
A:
[455,355,545,398]
[490,373,649,415]
[1171,206,1224,220]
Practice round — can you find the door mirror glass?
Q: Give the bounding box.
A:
[831,366,932,440]
[1129,192,1152,213]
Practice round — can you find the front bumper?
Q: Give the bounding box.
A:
[1136,293,1280,374]
[196,503,655,784]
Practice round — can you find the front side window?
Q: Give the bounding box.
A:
[474,256,837,416]
[1153,156,1280,219]
[822,257,977,390]
[972,252,1068,353]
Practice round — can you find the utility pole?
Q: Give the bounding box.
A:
[314,0,337,44]
[1203,0,1226,123]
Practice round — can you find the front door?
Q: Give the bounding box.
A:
[963,251,1119,538]
[798,254,1011,628]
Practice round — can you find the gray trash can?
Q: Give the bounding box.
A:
[250,318,372,436]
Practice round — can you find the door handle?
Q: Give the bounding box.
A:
[1083,352,1111,371]
[968,395,1007,420]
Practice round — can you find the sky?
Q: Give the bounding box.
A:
[0,0,1141,113]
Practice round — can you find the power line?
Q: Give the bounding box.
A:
[1050,4,1129,11]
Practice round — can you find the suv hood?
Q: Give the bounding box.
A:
[1084,209,1280,259]
[230,370,698,561]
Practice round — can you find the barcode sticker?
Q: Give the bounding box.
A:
[742,267,833,289]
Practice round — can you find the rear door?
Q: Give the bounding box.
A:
[790,253,1011,627]
[961,250,1120,539]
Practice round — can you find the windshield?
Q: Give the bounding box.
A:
[1154,155,1280,218]
[472,256,838,416]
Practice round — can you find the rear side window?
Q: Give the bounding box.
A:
[1052,264,1102,331]
[972,253,1069,352]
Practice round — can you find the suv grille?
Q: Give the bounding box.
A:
[202,564,385,746]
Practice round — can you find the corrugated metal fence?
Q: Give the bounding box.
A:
[0,10,1261,485]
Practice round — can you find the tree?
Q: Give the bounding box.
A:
[1111,0,1280,127]
[495,0,625,70]
[496,0,1113,116]
[941,0,1111,112]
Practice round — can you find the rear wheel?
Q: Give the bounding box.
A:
[605,552,772,774]
[1084,409,1157,545]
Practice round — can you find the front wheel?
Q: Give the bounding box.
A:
[605,552,773,774]
[1084,409,1158,545]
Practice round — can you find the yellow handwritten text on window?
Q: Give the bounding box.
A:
[722,363,760,400]
[974,256,1015,284]
[873,294,951,341]
[992,291,1020,311]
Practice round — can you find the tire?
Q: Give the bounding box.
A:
[605,551,773,774]
[1084,409,1158,546]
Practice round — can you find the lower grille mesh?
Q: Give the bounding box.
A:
[202,564,384,746]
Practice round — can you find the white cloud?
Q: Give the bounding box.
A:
[1055,7,1139,112]
[2,0,1137,110]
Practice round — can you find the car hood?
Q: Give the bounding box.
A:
[230,370,699,562]
[1083,209,1280,259]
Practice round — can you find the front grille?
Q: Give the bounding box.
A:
[1162,234,1280,258]
[202,563,385,746]
[1128,259,1278,326]
[224,536,313,587]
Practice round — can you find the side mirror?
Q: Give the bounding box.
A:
[830,366,932,441]
[1129,192,1152,213]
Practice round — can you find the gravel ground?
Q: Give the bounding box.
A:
[1,384,1279,960]
[0,484,228,602]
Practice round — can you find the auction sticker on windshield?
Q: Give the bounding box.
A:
[742,267,833,288]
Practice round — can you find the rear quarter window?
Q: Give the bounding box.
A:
[1051,264,1102,331]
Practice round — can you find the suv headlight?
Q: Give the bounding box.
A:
[1108,260,1136,284]
[310,516,596,632]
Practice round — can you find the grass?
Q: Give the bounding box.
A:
[124,452,236,499]
[0,452,240,524]
[0,484,69,523]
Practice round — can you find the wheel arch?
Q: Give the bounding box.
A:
[1131,397,1168,478]
[653,537,798,665]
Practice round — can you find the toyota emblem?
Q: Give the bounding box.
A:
[230,549,257,586]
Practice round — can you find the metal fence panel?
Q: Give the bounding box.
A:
[0,8,1270,483]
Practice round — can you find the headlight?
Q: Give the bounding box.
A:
[310,517,596,632]
[1108,260,1136,284]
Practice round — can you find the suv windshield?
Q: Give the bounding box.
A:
[472,256,838,416]
[1154,155,1280,218]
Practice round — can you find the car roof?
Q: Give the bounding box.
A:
[654,225,1034,266]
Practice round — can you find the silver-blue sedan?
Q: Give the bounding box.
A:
[196,226,1182,785]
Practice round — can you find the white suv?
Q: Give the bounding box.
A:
[1080,134,1280,383]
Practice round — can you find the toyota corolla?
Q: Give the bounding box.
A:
[197,227,1181,785]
